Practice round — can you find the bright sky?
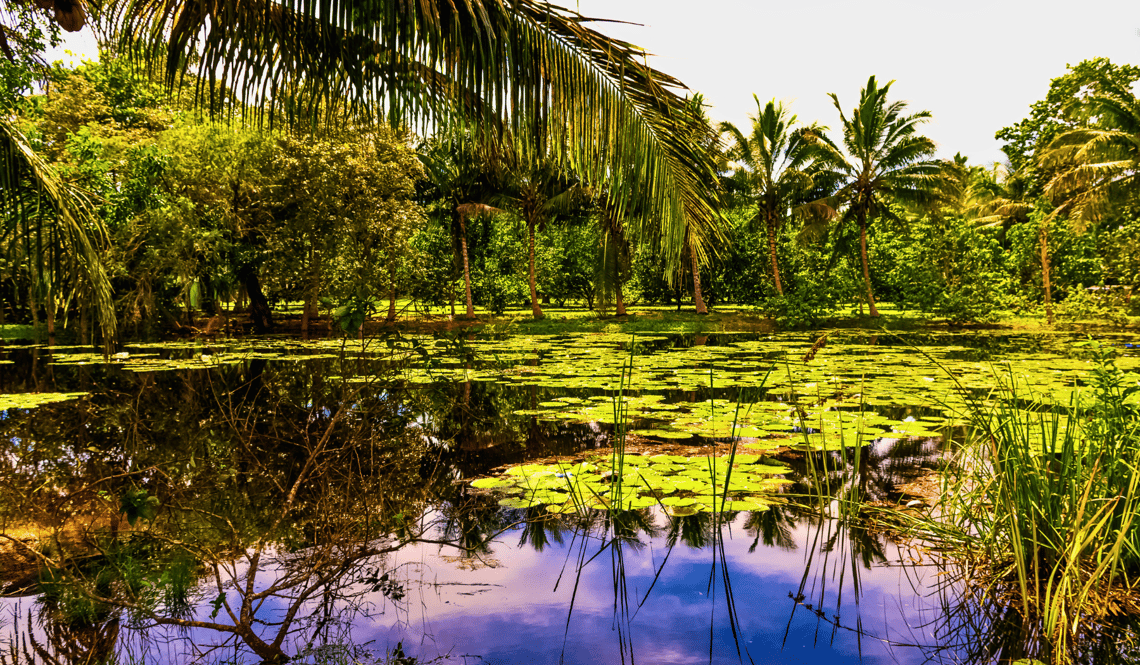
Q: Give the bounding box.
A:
[50,0,1140,165]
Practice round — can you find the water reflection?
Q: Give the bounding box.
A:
[2,332,1140,663]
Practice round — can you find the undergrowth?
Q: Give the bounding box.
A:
[901,339,1140,664]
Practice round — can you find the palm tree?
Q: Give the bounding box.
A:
[1,4,115,344]
[1038,65,1140,227]
[592,188,633,317]
[492,156,586,319]
[1040,76,1140,322]
[419,136,501,319]
[719,97,825,296]
[1,118,116,344]
[810,76,942,317]
[99,0,721,276]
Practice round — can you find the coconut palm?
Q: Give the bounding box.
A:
[491,156,587,319]
[419,136,501,320]
[810,76,942,317]
[1039,76,1140,323]
[97,0,721,275]
[1039,67,1140,227]
[719,97,826,296]
[1,117,116,343]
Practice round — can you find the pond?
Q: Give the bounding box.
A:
[0,329,1137,664]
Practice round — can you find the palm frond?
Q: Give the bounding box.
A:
[1,117,116,345]
[108,0,721,272]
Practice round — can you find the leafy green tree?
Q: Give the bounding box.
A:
[111,0,722,277]
[1041,65,1140,226]
[273,128,424,334]
[999,59,1140,322]
[996,58,1140,196]
[719,97,825,296]
[0,0,62,111]
[810,75,942,317]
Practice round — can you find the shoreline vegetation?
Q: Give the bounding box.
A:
[5,1,1140,662]
[4,323,1140,663]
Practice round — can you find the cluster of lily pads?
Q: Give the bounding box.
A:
[470,452,791,516]
[0,391,88,411]
[1,332,1128,449]
[2,338,401,373]
[390,332,1125,449]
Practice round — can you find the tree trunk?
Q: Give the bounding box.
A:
[858,213,879,318]
[386,259,398,322]
[528,217,543,319]
[1041,218,1054,325]
[79,300,88,346]
[459,212,474,319]
[236,265,273,333]
[448,280,456,321]
[45,285,55,337]
[615,278,627,317]
[301,244,318,338]
[692,249,708,315]
[768,213,784,296]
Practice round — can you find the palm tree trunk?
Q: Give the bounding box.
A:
[386,258,398,322]
[79,300,88,346]
[45,284,55,337]
[858,213,879,318]
[692,249,708,315]
[615,278,626,316]
[1041,218,1054,324]
[768,213,783,296]
[301,244,318,338]
[460,212,474,319]
[528,217,542,318]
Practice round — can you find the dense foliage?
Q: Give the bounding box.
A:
[3,14,1140,332]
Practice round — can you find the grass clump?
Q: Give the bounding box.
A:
[914,340,1140,663]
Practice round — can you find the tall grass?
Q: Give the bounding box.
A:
[910,340,1140,663]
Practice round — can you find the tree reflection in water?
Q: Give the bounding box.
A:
[0,350,477,663]
[5,335,1140,664]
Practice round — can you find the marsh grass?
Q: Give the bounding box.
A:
[900,339,1140,663]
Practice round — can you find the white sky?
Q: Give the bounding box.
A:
[50,0,1140,165]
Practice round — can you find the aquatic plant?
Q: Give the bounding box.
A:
[901,339,1140,664]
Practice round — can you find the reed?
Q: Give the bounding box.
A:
[905,340,1140,663]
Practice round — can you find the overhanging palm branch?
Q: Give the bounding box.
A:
[1,116,116,342]
[105,0,721,272]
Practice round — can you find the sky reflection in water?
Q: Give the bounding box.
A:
[357,512,945,665]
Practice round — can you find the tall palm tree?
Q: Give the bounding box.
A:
[810,76,942,317]
[98,0,721,275]
[491,156,586,319]
[419,137,500,320]
[719,96,825,296]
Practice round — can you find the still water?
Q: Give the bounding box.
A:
[0,330,1132,663]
